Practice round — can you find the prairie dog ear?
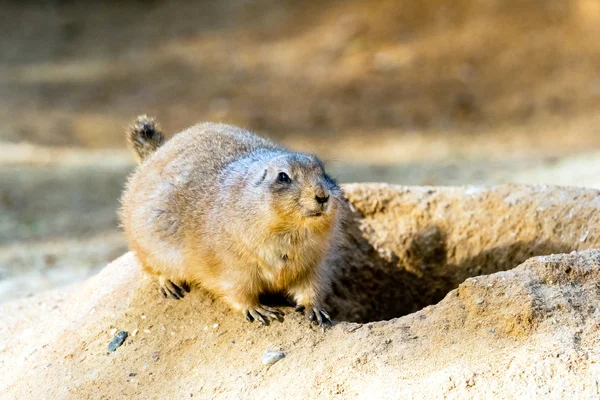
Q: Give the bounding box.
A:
[252,168,268,186]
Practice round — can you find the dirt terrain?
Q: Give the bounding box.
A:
[3,2,600,395]
[2,184,600,399]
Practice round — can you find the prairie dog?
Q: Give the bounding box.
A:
[120,116,344,326]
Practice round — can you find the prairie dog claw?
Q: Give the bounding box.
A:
[243,305,284,325]
[298,306,331,327]
[159,277,190,300]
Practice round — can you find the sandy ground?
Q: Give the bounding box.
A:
[2,184,600,399]
[3,1,600,396]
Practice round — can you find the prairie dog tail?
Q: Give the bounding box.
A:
[126,115,166,163]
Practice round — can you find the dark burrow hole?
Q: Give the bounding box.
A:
[319,219,573,324]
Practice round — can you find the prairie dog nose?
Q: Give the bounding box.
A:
[315,194,330,204]
[314,181,331,204]
[315,185,330,204]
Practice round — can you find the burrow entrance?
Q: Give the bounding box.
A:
[322,184,600,323]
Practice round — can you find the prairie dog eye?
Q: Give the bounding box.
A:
[277,172,292,184]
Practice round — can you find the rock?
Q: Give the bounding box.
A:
[2,184,600,398]
[108,331,128,352]
[262,350,285,366]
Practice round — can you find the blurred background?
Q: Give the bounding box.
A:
[2,0,600,303]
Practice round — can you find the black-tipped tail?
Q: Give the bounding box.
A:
[126,115,166,163]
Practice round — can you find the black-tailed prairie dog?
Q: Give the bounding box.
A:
[120,116,345,326]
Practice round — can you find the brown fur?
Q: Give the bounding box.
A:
[120,117,345,325]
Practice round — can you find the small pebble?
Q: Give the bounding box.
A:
[489,329,495,333]
[108,331,128,352]
[212,324,219,329]
[262,350,285,366]
[141,315,147,319]
[475,298,484,305]
[129,372,137,377]
[144,329,151,334]
[109,328,117,336]
[131,329,139,337]
[152,351,160,362]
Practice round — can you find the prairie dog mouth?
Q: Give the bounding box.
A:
[304,210,323,217]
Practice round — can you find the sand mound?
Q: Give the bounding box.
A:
[2,184,600,399]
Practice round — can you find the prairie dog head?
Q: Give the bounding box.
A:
[248,153,342,231]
